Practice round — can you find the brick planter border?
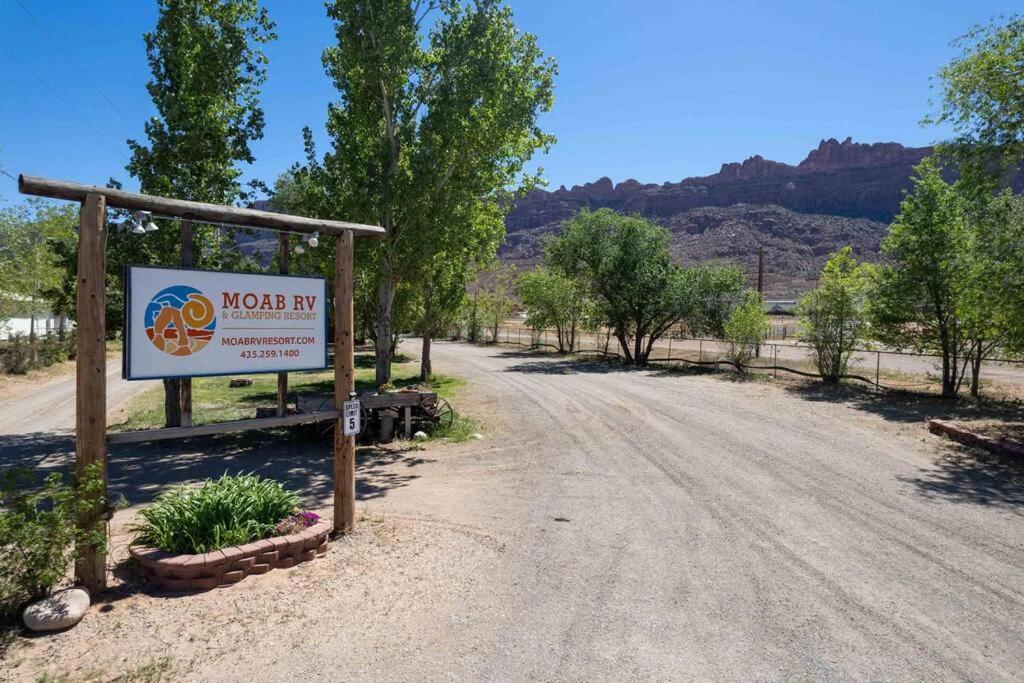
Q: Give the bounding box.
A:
[129,521,331,591]
[928,419,1024,459]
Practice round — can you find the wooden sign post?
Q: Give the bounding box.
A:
[277,232,290,418]
[334,230,356,533]
[75,193,108,593]
[18,174,383,593]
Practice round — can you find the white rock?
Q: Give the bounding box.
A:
[472,433,484,440]
[22,588,90,632]
[413,430,428,440]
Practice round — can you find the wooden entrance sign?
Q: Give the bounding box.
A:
[19,174,384,593]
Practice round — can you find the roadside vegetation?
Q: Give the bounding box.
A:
[0,466,104,624]
[130,473,310,555]
[111,350,479,442]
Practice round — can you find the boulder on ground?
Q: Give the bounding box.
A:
[23,588,90,632]
[413,431,428,440]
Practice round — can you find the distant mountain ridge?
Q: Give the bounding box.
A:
[507,137,932,232]
[500,137,943,296]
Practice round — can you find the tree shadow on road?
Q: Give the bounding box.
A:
[782,380,1024,424]
[0,428,432,509]
[0,431,74,473]
[498,350,636,376]
[781,380,1024,508]
[898,442,1024,509]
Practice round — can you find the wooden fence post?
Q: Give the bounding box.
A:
[277,233,290,417]
[75,193,107,593]
[334,231,356,534]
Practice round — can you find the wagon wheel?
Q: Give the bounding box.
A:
[421,397,455,433]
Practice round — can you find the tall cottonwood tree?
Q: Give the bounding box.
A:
[867,158,983,398]
[126,0,275,426]
[927,15,1024,186]
[320,0,555,386]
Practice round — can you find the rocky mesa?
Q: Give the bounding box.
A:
[501,137,940,295]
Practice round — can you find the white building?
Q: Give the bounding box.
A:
[0,294,69,340]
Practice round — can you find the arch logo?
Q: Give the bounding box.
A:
[143,285,216,356]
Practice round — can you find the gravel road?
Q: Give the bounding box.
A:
[5,342,1022,681]
[0,359,154,436]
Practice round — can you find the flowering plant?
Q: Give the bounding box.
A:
[274,511,321,535]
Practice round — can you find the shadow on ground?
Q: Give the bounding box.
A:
[0,428,432,508]
[898,443,1024,509]
[783,380,1024,424]
[498,349,633,376]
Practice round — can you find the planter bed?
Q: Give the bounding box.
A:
[129,521,332,591]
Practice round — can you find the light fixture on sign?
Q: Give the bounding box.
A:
[127,212,146,235]
[141,211,159,232]
[306,231,319,249]
[294,244,305,255]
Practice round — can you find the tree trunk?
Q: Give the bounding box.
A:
[29,312,37,365]
[615,329,633,364]
[163,378,182,427]
[633,328,644,366]
[374,272,397,388]
[970,341,983,398]
[420,333,432,381]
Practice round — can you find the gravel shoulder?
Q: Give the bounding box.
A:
[4,341,1023,681]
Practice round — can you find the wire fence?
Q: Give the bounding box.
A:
[452,324,1024,396]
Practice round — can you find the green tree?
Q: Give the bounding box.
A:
[126,0,276,426]
[867,158,980,397]
[797,247,870,382]
[479,265,517,343]
[0,199,78,355]
[547,209,743,365]
[926,15,1024,186]
[318,0,555,386]
[517,267,589,353]
[723,290,769,369]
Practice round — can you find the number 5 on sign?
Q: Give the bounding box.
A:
[342,399,360,436]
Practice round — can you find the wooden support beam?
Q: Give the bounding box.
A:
[334,231,356,534]
[75,193,107,593]
[18,174,386,238]
[277,232,290,418]
[106,410,340,445]
[179,220,194,428]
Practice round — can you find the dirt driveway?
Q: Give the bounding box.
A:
[4,341,1023,681]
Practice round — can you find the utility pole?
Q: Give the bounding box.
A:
[757,247,764,295]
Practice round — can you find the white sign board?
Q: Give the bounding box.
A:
[342,399,361,436]
[125,266,327,380]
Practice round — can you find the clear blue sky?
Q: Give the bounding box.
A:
[0,0,1016,206]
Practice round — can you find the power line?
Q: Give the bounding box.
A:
[12,0,136,128]
[0,38,123,156]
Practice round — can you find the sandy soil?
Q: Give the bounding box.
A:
[3,341,1023,681]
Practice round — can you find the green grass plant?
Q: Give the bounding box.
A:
[130,473,300,554]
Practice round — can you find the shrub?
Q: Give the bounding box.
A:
[724,290,769,369]
[3,334,32,375]
[131,473,301,554]
[0,465,106,617]
[35,333,71,368]
[798,247,869,382]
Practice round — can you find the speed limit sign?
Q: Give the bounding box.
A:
[342,399,361,436]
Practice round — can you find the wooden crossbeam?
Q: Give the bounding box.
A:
[106,410,340,445]
[18,174,385,238]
